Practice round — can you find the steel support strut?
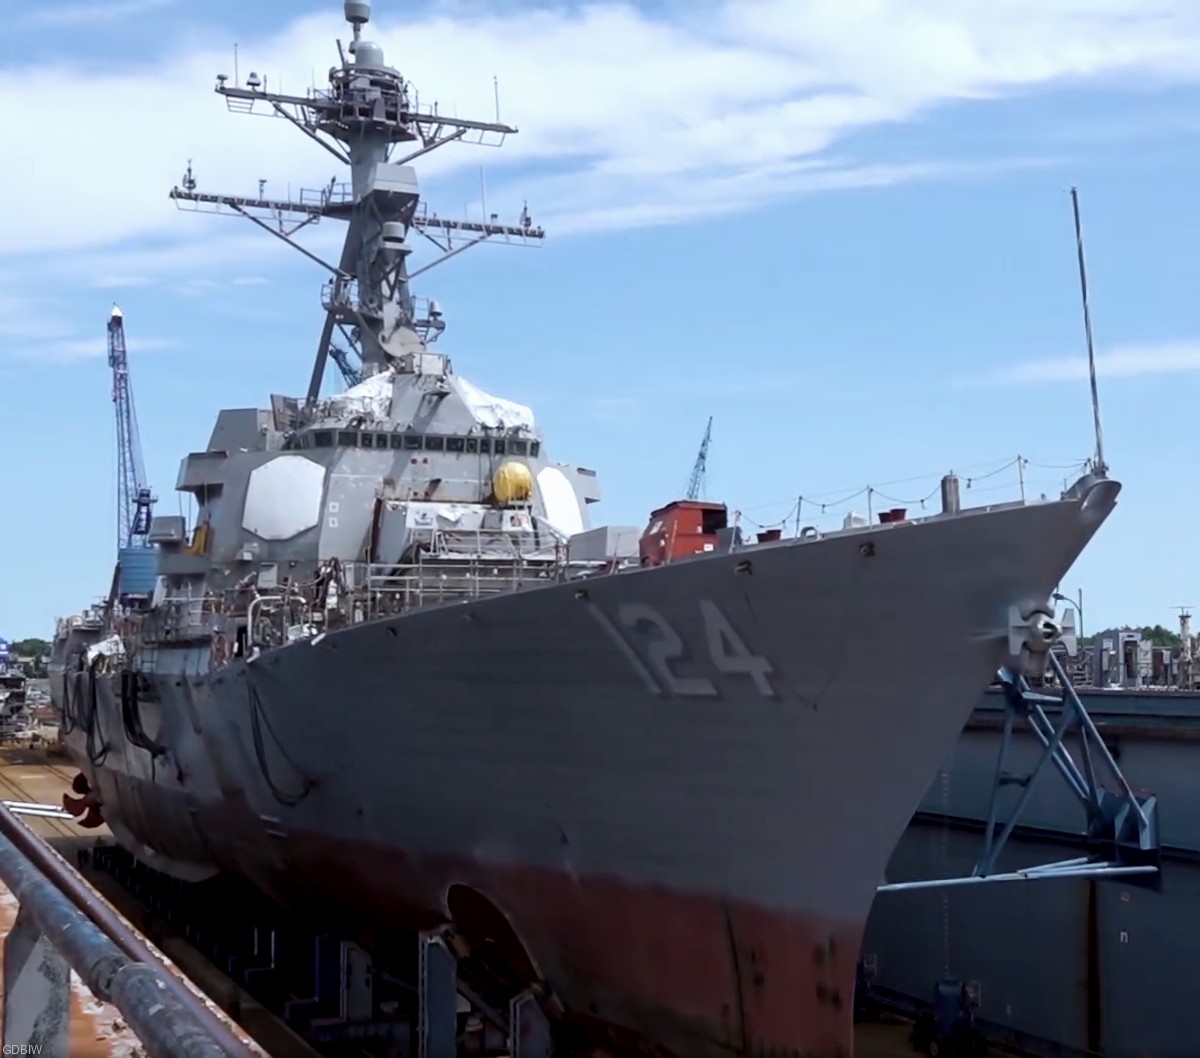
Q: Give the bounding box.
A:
[418,930,555,1058]
[878,651,1160,893]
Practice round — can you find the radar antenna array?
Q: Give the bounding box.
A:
[168,0,545,405]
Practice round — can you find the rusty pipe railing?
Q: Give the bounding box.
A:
[0,802,264,1058]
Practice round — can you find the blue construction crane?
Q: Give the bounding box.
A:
[686,416,713,501]
[329,343,363,387]
[108,305,155,551]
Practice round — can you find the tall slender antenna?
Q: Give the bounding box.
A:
[1070,187,1107,477]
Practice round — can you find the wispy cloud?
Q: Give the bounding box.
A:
[90,275,156,290]
[172,275,274,297]
[3,0,1200,266]
[970,341,1200,387]
[19,336,176,364]
[0,289,168,363]
[21,0,174,28]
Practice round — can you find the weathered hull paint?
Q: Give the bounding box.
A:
[56,482,1118,1057]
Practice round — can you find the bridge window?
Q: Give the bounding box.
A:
[446,437,466,452]
[337,431,358,447]
[375,433,390,449]
[478,439,491,455]
[389,433,405,449]
[510,440,528,456]
[313,431,334,448]
[361,432,375,448]
[426,436,445,451]
[465,438,480,453]
[530,442,541,457]
[493,439,507,455]
[403,434,423,450]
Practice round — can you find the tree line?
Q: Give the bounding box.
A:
[8,638,51,658]
[1078,625,1185,649]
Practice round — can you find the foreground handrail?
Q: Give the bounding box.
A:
[0,801,262,1058]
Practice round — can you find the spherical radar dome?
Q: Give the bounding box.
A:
[492,460,534,505]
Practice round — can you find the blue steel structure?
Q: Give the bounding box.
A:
[685,416,712,501]
[876,652,1160,895]
[107,306,157,603]
[860,667,1182,1057]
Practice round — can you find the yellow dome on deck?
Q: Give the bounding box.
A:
[492,460,534,504]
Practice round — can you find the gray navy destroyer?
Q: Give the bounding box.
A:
[50,4,1123,1056]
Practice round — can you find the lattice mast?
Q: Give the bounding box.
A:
[107,306,155,551]
[169,0,545,405]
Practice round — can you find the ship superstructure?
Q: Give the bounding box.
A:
[50,4,1124,1057]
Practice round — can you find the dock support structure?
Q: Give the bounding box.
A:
[418,930,553,1058]
[418,932,458,1058]
[878,651,1161,893]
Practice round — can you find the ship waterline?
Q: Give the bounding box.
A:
[59,476,1118,1056]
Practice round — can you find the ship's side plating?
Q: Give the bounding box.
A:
[62,470,1118,1057]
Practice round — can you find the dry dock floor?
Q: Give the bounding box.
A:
[856,1020,929,1057]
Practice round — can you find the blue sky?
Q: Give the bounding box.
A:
[1,0,1199,640]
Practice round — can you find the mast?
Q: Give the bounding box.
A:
[169,0,545,405]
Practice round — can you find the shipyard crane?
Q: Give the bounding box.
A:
[686,417,713,500]
[107,306,155,552]
[328,343,363,387]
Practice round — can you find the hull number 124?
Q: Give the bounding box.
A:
[591,600,776,698]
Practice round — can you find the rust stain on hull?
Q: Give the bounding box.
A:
[241,832,862,1058]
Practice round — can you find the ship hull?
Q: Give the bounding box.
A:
[58,482,1117,1057]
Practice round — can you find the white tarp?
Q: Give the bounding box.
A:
[85,634,125,665]
[455,375,535,430]
[331,369,394,420]
[399,501,478,530]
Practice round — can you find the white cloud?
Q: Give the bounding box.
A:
[90,275,157,290]
[5,1,1200,257]
[975,340,1200,386]
[21,0,175,28]
[0,294,175,362]
[8,335,176,364]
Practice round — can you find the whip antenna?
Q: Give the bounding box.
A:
[1070,187,1107,477]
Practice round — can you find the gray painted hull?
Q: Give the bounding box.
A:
[56,484,1116,1057]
